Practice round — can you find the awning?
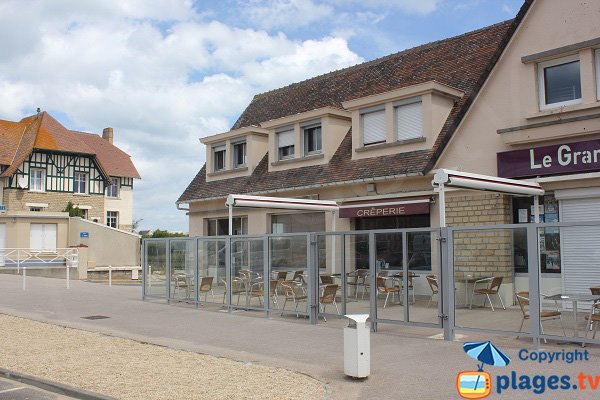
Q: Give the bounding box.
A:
[225,194,339,212]
[339,197,430,218]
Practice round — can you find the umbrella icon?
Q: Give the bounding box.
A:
[463,341,511,371]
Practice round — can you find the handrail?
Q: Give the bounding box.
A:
[0,248,79,273]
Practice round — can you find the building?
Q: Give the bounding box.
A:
[178,0,600,301]
[0,111,141,270]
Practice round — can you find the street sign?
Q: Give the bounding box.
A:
[80,232,89,238]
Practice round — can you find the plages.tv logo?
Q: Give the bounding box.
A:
[457,341,511,399]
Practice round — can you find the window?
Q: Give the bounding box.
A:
[80,209,89,219]
[233,141,247,168]
[538,55,581,109]
[395,99,422,141]
[106,211,119,228]
[270,213,326,269]
[29,169,45,192]
[30,224,57,252]
[277,128,295,160]
[303,123,322,155]
[74,172,87,194]
[596,49,600,100]
[207,217,248,236]
[361,107,386,145]
[29,207,42,212]
[106,177,119,198]
[213,144,226,171]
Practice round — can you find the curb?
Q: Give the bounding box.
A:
[0,367,117,400]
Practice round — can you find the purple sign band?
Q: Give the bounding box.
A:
[497,139,600,179]
[339,202,429,218]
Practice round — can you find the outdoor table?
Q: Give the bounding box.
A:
[388,272,421,305]
[545,293,600,338]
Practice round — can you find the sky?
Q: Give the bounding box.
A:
[0,0,524,232]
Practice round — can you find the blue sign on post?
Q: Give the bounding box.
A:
[80,232,89,238]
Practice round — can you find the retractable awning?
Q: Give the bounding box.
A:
[432,169,544,227]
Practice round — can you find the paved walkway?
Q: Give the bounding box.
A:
[0,274,598,399]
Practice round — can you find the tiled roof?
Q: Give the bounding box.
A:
[179,1,533,203]
[0,112,140,179]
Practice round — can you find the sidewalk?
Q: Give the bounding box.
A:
[0,274,598,399]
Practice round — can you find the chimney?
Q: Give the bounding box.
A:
[102,127,114,144]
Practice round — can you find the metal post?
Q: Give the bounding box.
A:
[438,183,446,228]
[368,232,377,332]
[533,195,540,223]
[194,239,199,308]
[148,265,152,288]
[142,241,147,299]
[226,237,232,313]
[402,232,409,322]
[441,227,454,341]
[228,204,233,236]
[263,236,269,318]
[331,211,336,275]
[66,262,70,289]
[308,234,318,325]
[527,225,541,349]
[341,233,347,316]
[22,267,26,291]
[166,239,171,302]
[108,265,112,287]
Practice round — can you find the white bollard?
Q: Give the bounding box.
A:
[22,267,26,291]
[148,265,152,288]
[66,263,70,289]
[109,265,112,287]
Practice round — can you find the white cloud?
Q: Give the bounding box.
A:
[239,0,334,30]
[0,0,361,231]
[335,0,442,15]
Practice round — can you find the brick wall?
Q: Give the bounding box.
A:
[3,189,105,223]
[446,194,513,282]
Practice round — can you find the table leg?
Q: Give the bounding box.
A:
[573,300,579,338]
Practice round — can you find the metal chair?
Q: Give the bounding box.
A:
[221,277,244,305]
[319,284,340,320]
[280,281,307,317]
[584,287,600,340]
[470,276,505,311]
[376,276,400,308]
[198,276,214,302]
[516,291,566,343]
[347,269,369,299]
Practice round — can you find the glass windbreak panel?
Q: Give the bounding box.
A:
[145,241,167,298]
[375,232,404,322]
[407,230,439,324]
[198,239,226,305]
[270,235,309,317]
[169,240,196,302]
[317,234,343,319]
[344,234,370,316]
[548,224,600,343]
[453,228,526,333]
[544,60,581,105]
[232,238,265,309]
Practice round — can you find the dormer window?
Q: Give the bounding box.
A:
[213,143,226,171]
[538,55,581,110]
[277,127,295,160]
[233,141,247,168]
[361,106,386,146]
[302,121,322,155]
[394,98,423,141]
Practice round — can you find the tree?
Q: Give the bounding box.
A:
[63,201,84,217]
[142,229,187,238]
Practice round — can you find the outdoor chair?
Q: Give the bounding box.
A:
[319,284,340,321]
[248,281,264,305]
[376,276,401,308]
[320,275,334,284]
[276,271,288,281]
[270,279,280,308]
[221,277,244,305]
[516,291,566,343]
[292,270,306,284]
[393,272,415,304]
[198,276,215,302]
[426,274,439,308]
[280,280,307,317]
[584,287,600,340]
[470,276,505,311]
[347,269,369,299]
[173,272,191,299]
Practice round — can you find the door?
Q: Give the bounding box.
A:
[0,224,5,266]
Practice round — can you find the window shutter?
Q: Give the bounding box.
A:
[278,130,294,148]
[43,224,57,252]
[30,224,44,251]
[362,110,386,145]
[395,101,422,141]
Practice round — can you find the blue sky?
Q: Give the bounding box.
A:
[0,0,525,232]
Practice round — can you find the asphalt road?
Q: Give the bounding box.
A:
[0,377,75,399]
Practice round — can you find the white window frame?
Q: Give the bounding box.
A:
[596,49,600,101]
[106,211,119,229]
[302,122,322,156]
[394,97,423,141]
[232,141,247,168]
[29,169,45,192]
[106,177,120,198]
[74,172,88,194]
[277,127,295,160]
[213,144,226,172]
[538,54,582,110]
[360,106,387,146]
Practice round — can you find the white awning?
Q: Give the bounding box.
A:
[225,194,339,212]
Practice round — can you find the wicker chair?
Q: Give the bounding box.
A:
[426,274,439,308]
[516,291,566,343]
[198,276,214,302]
[319,284,340,320]
[470,276,505,311]
[584,287,600,340]
[280,280,307,317]
[376,277,400,308]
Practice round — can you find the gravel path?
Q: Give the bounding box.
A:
[0,314,326,400]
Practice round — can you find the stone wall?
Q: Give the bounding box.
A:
[3,189,105,223]
[446,193,513,282]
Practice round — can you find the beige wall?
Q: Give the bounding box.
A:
[68,218,140,268]
[0,213,69,249]
[105,185,133,229]
[438,0,600,179]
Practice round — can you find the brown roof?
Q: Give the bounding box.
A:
[0,112,140,179]
[179,1,533,203]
